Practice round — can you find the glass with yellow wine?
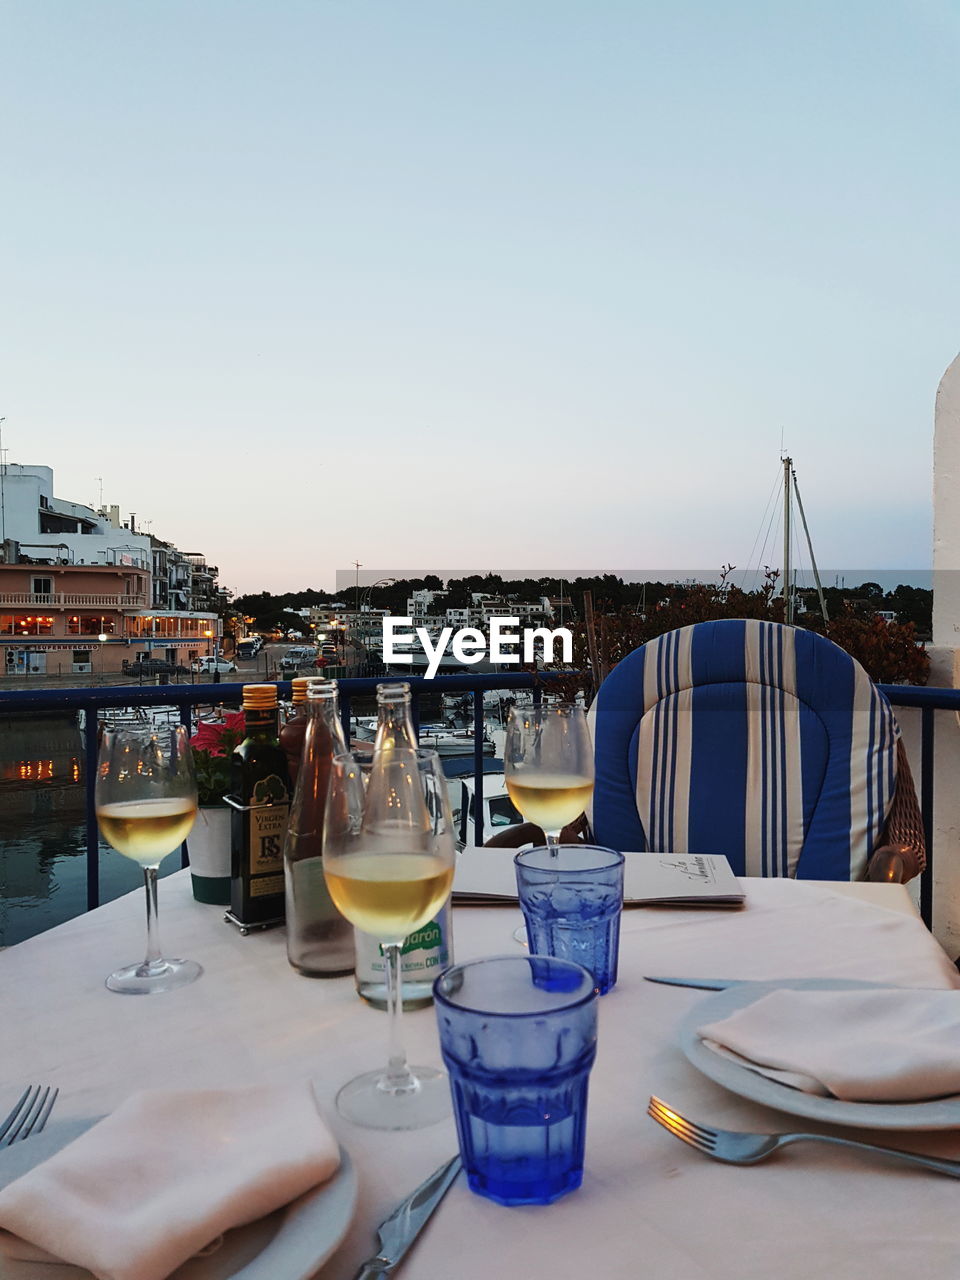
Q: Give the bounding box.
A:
[95,724,203,994]
[323,746,455,1129]
[504,702,595,846]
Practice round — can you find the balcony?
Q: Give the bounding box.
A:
[0,593,148,609]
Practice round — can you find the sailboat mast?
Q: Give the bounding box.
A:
[791,464,829,623]
[783,456,793,624]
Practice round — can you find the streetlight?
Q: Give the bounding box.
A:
[98,633,108,682]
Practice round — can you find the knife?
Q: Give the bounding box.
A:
[643,975,746,990]
[353,1153,462,1279]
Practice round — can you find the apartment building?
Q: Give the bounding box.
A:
[0,464,221,677]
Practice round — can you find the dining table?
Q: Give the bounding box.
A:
[2,868,960,1279]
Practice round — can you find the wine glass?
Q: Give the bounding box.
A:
[323,747,455,1130]
[95,724,203,995]
[504,702,595,847]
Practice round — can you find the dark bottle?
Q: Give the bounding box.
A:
[279,676,312,787]
[225,684,291,933]
[284,680,355,976]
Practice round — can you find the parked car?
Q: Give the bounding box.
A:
[191,657,238,675]
[122,658,189,678]
[321,643,338,657]
[279,646,318,672]
[235,639,261,660]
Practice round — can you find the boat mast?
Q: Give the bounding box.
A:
[791,463,829,623]
[783,456,793,624]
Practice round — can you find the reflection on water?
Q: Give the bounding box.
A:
[1,709,189,947]
[0,814,180,947]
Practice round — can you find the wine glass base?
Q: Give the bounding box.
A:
[336,1065,450,1130]
[105,957,203,995]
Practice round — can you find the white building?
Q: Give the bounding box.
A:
[1,466,151,570]
[0,464,222,676]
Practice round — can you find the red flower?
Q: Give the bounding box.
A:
[190,710,245,757]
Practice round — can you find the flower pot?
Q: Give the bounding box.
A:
[187,806,232,905]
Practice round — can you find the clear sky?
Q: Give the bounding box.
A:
[3,1,958,597]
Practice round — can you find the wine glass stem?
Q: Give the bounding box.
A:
[142,867,166,973]
[382,942,418,1094]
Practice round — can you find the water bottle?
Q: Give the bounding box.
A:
[283,680,355,976]
[354,682,454,1009]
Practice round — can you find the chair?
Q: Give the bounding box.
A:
[587,618,924,882]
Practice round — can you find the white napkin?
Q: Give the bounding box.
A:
[0,1083,340,1280]
[698,988,960,1102]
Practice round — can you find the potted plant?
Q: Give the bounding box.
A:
[187,711,245,904]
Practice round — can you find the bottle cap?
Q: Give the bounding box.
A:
[242,683,279,710]
[290,677,311,704]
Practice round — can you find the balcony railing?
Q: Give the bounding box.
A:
[0,593,147,609]
[1,676,959,931]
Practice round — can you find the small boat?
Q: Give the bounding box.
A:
[445,771,522,848]
[349,717,494,758]
[417,726,496,757]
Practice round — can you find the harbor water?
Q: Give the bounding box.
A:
[0,712,178,947]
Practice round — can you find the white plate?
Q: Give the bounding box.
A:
[0,1117,358,1280]
[679,979,960,1131]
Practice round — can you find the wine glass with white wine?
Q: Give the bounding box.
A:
[323,746,455,1129]
[95,724,203,995]
[504,702,595,847]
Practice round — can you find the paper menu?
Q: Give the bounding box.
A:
[452,847,744,907]
[622,852,744,906]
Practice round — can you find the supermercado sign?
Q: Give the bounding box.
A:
[382,617,572,679]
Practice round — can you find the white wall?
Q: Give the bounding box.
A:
[1,465,151,569]
[929,352,960,958]
[1,466,49,539]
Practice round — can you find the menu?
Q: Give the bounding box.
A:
[452,847,744,907]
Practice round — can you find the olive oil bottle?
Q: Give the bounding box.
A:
[225,684,291,933]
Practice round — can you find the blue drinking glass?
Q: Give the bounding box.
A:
[433,954,598,1206]
[514,845,625,995]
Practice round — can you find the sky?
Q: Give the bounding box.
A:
[3,1,959,597]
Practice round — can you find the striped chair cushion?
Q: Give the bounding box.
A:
[590,619,898,880]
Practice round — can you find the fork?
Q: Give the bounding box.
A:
[647,1095,960,1178]
[0,1087,59,1148]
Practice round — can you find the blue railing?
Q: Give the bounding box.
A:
[2,677,959,928]
[0,673,556,913]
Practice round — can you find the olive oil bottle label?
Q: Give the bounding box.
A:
[247,782,288,877]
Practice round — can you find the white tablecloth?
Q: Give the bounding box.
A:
[2,872,959,1279]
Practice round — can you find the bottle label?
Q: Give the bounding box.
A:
[247,792,289,877]
[250,873,286,898]
[402,920,442,955]
[355,903,452,982]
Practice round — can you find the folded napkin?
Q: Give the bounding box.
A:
[0,1083,340,1280]
[698,988,960,1102]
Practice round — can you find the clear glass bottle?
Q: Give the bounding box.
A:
[279,676,312,787]
[284,680,355,976]
[354,681,454,1009]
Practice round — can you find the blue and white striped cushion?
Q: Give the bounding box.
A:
[590,619,898,880]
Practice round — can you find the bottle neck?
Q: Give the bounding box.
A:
[244,706,279,738]
[374,698,418,751]
[308,692,348,753]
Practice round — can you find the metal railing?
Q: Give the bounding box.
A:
[2,677,959,929]
[0,593,147,608]
[0,672,554,915]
